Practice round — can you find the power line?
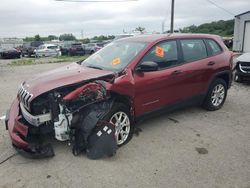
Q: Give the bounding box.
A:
[205,0,235,16]
[55,0,138,2]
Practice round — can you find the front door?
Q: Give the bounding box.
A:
[133,40,183,116]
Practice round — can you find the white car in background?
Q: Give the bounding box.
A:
[34,44,61,57]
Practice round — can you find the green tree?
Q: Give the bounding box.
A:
[59,33,77,41]
[179,19,234,37]
[34,34,41,41]
[135,26,145,34]
[92,35,115,42]
[48,35,58,41]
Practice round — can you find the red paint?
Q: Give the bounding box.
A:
[22,63,113,100]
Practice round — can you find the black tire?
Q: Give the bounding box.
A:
[202,78,227,111]
[234,74,242,83]
[103,103,134,147]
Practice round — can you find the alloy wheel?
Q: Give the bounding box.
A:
[211,84,225,106]
[110,111,130,145]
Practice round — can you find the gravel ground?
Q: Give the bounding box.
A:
[0,59,249,188]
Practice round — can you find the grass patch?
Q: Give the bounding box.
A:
[47,55,89,64]
[11,59,34,65]
[55,55,89,63]
[10,55,89,66]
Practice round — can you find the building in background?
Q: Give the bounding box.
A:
[0,38,23,48]
[233,11,250,52]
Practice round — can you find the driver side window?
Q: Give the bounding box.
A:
[140,40,178,70]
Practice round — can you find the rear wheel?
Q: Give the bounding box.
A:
[104,103,133,146]
[202,78,227,111]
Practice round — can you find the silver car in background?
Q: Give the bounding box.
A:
[34,44,61,57]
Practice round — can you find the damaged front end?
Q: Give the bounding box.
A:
[6,79,118,159]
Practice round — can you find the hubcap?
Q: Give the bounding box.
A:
[211,84,225,107]
[110,112,130,145]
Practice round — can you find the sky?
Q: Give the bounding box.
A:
[0,0,249,38]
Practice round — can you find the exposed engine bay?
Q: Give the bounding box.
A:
[15,78,118,159]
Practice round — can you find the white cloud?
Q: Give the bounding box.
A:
[0,0,249,38]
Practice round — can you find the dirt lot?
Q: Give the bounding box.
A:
[0,59,249,188]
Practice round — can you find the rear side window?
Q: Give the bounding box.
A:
[140,40,178,69]
[180,39,207,62]
[206,39,222,55]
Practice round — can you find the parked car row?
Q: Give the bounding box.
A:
[0,35,138,59]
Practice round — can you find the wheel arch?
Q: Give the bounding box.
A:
[109,92,135,122]
[208,71,232,91]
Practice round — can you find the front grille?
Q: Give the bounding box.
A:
[18,85,33,110]
[239,61,250,73]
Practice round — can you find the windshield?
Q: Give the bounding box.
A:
[82,41,147,71]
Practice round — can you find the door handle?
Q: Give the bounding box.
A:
[207,61,216,66]
[172,70,182,75]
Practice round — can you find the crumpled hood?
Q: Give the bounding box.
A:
[22,62,114,99]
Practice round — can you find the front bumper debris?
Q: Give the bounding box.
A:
[20,102,51,127]
[6,98,54,158]
[13,144,54,159]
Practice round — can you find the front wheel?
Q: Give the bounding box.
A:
[202,78,227,111]
[104,103,133,146]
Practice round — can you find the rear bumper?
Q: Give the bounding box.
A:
[6,98,54,158]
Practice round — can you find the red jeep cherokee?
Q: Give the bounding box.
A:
[5,34,233,158]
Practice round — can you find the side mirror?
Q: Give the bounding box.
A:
[136,61,159,72]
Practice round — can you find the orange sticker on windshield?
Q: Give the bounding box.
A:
[112,58,121,65]
[155,46,164,58]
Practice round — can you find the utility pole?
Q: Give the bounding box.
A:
[170,0,175,33]
[162,21,165,33]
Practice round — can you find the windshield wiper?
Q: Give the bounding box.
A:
[86,65,103,70]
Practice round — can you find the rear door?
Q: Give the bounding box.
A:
[172,39,211,101]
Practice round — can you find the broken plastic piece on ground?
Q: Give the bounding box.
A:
[86,122,117,160]
[14,144,55,159]
[0,115,6,121]
[72,100,114,156]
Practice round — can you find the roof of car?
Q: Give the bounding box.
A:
[119,33,221,43]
